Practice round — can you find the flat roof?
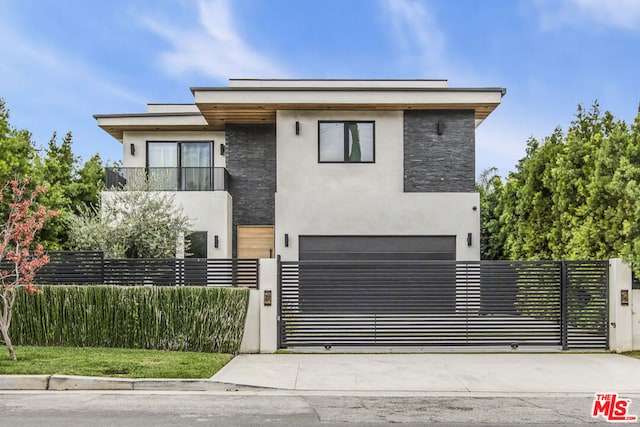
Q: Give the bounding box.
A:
[227,79,450,89]
[96,79,506,138]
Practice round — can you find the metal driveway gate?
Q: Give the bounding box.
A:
[278,260,608,350]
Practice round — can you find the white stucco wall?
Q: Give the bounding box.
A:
[276,110,403,193]
[275,109,480,261]
[239,289,260,353]
[276,192,480,261]
[121,130,226,168]
[102,191,233,258]
[174,191,232,258]
[609,259,634,352]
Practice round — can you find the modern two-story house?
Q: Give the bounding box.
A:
[95,79,505,263]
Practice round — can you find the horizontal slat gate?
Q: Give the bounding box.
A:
[279,260,608,350]
[563,261,609,350]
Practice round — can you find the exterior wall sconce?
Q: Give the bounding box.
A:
[130,143,135,156]
[295,121,300,135]
[220,144,226,156]
[467,233,473,247]
[437,120,445,135]
[214,235,219,248]
[284,233,289,247]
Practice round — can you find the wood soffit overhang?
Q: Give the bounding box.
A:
[96,87,505,139]
[196,102,500,130]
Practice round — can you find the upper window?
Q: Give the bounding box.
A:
[147,141,212,190]
[318,121,375,163]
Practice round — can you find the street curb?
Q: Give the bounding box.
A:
[49,375,133,390]
[133,379,231,391]
[0,375,260,392]
[0,375,50,390]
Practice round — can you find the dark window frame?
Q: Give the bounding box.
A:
[317,121,376,163]
[185,231,208,258]
[146,141,214,190]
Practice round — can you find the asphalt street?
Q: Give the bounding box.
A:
[0,391,624,426]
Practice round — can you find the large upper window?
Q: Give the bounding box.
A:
[318,121,375,163]
[147,141,212,190]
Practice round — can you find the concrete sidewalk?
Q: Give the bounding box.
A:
[210,353,640,394]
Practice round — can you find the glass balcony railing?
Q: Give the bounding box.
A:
[105,167,229,191]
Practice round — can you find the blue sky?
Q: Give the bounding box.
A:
[1,0,639,177]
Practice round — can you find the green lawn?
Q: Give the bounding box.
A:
[0,346,234,379]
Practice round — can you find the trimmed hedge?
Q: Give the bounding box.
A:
[9,286,249,354]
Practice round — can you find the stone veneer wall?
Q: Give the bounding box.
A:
[403,110,475,192]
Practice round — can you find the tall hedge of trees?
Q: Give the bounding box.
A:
[0,99,104,249]
[480,102,640,271]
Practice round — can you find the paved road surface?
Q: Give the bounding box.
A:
[0,391,626,426]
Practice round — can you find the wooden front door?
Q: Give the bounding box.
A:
[237,226,275,258]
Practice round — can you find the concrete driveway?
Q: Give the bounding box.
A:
[211,353,640,395]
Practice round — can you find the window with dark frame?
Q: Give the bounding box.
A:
[147,141,213,190]
[318,121,375,163]
[185,231,208,258]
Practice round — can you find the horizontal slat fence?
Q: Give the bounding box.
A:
[1,252,259,288]
[0,251,105,285]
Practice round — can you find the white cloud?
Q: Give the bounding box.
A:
[0,15,146,109]
[380,0,448,77]
[534,0,640,31]
[143,0,286,80]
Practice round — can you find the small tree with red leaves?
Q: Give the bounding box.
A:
[0,178,57,360]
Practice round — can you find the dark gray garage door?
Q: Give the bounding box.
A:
[299,236,456,261]
[294,236,458,317]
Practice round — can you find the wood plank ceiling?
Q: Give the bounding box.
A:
[197,103,499,130]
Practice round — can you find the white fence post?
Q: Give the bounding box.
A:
[258,258,278,353]
[609,258,634,352]
[239,289,260,353]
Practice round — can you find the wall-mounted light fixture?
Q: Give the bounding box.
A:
[295,121,300,135]
[284,233,289,247]
[467,233,473,247]
[214,235,219,248]
[130,144,135,156]
[220,144,226,156]
[437,120,445,135]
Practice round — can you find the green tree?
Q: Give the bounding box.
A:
[32,132,77,249]
[488,102,640,269]
[67,173,192,258]
[0,99,36,187]
[69,154,105,211]
[477,167,505,260]
[501,131,563,260]
[612,113,640,272]
[0,100,104,250]
[32,133,105,249]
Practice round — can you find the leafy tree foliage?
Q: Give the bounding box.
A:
[67,174,192,258]
[476,167,505,260]
[0,100,104,250]
[0,178,57,360]
[0,100,36,191]
[480,102,640,271]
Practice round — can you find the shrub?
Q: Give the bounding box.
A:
[9,286,249,354]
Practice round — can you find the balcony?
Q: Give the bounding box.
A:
[105,167,229,191]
